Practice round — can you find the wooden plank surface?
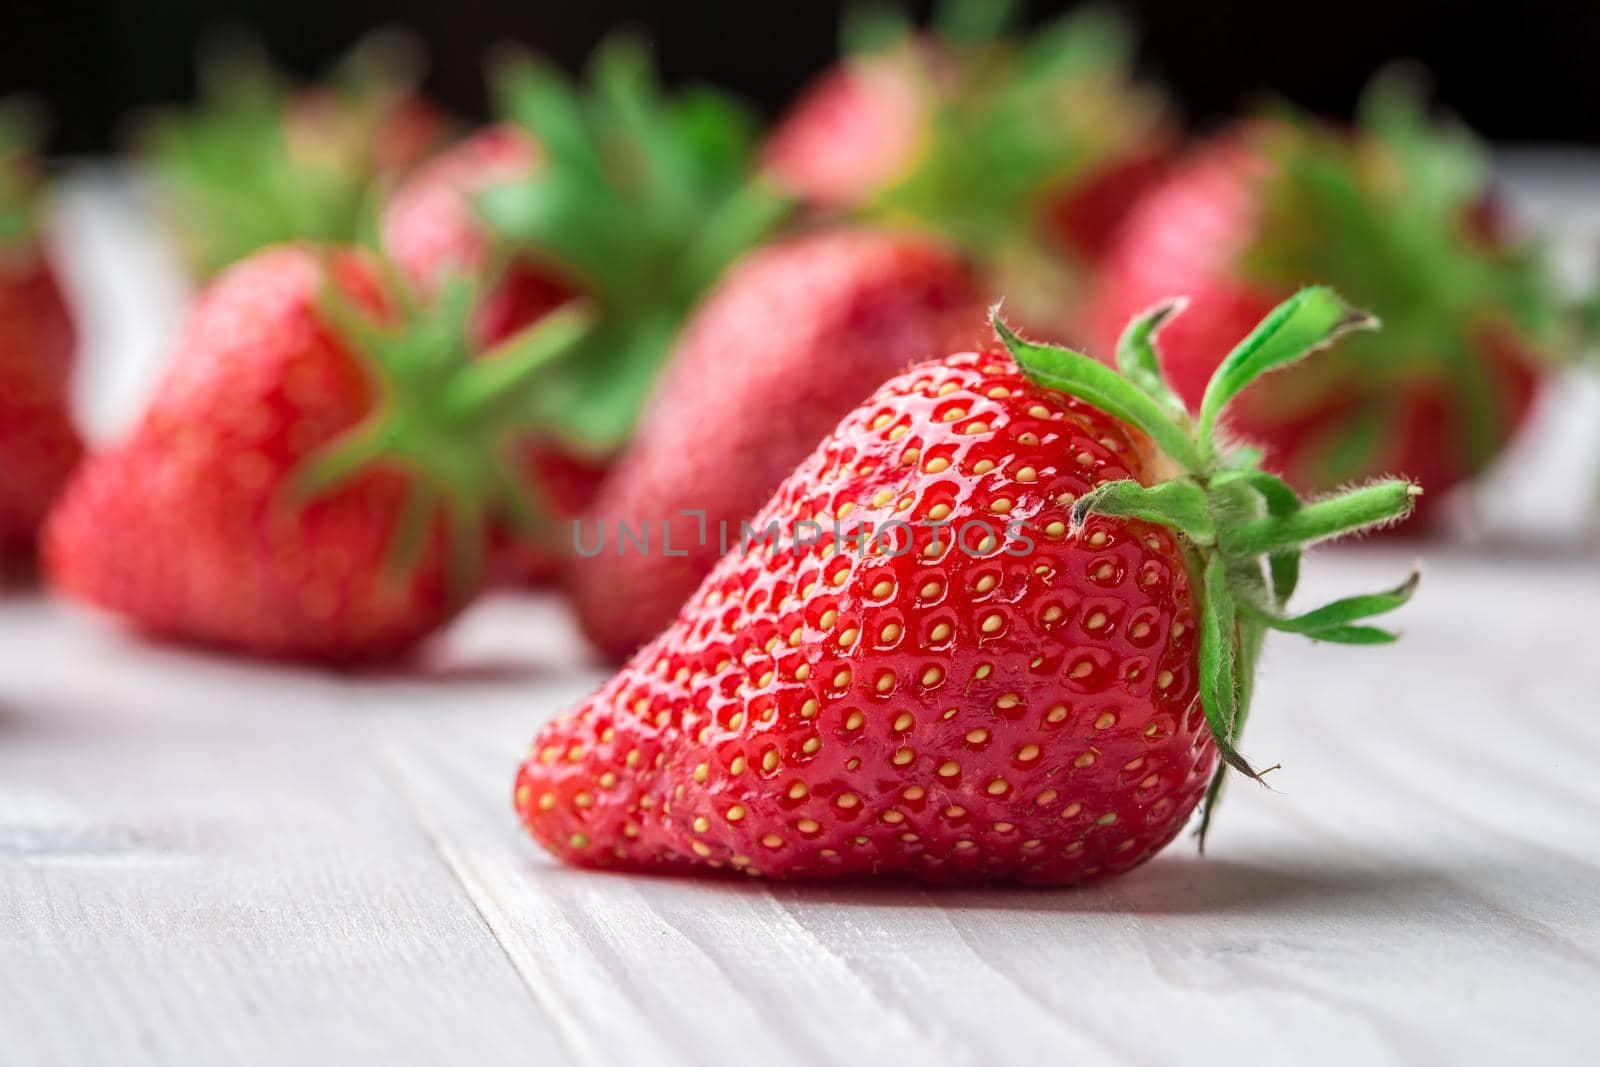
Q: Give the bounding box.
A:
[3,164,1599,1067]
[5,549,1599,1067]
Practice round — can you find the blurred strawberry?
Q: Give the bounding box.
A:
[1086,80,1563,522]
[572,228,988,661]
[765,2,1172,333]
[141,30,450,279]
[382,39,791,582]
[0,101,79,572]
[44,244,589,662]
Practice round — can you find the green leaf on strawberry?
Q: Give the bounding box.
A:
[0,97,43,246]
[476,37,792,455]
[141,31,447,279]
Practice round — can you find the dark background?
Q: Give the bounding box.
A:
[7,0,1600,153]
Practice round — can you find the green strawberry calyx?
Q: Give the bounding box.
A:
[293,258,593,599]
[1244,74,1564,484]
[0,97,44,248]
[996,286,1420,844]
[848,3,1167,285]
[476,37,792,457]
[142,31,435,279]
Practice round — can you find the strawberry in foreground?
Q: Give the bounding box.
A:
[382,39,789,581]
[571,227,987,660]
[0,101,79,571]
[44,244,587,662]
[1085,81,1561,521]
[142,31,448,280]
[765,2,1171,333]
[516,287,1418,884]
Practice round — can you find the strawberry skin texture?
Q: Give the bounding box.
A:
[0,245,80,564]
[1085,136,1540,519]
[382,125,601,582]
[44,245,457,662]
[521,347,1214,885]
[572,229,988,661]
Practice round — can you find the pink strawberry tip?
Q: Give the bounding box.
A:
[1245,72,1565,483]
[474,36,793,455]
[291,257,595,599]
[995,285,1421,844]
[0,96,45,246]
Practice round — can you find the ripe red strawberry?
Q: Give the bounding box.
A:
[571,228,988,661]
[516,287,1418,884]
[764,5,1171,332]
[381,41,790,582]
[0,103,80,571]
[43,243,588,662]
[1085,85,1561,521]
[142,31,449,280]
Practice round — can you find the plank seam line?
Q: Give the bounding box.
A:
[368,740,604,1067]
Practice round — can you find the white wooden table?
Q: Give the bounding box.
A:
[3,161,1599,1067]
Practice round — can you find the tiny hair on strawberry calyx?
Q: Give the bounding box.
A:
[293,259,594,597]
[995,285,1420,842]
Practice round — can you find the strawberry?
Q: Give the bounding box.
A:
[381,40,790,582]
[515,287,1418,884]
[764,3,1171,333]
[571,228,987,660]
[0,101,79,571]
[1085,82,1562,521]
[43,244,588,662]
[142,31,449,280]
